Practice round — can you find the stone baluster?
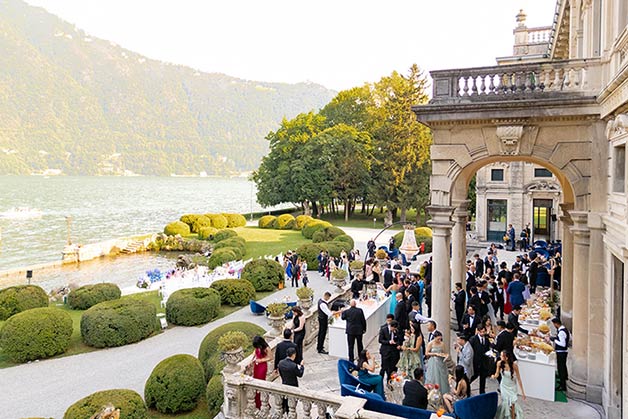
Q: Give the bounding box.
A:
[287,397,297,419]
[260,391,271,418]
[552,67,562,91]
[462,76,469,96]
[487,74,496,94]
[316,402,328,417]
[244,388,256,416]
[273,393,283,417]
[470,76,478,95]
[580,65,588,89]
[478,75,486,95]
[500,73,510,94]
[541,68,551,90]
[302,400,312,419]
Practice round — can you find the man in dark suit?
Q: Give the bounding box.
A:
[341,299,367,362]
[402,367,428,409]
[274,329,297,371]
[278,347,305,413]
[494,321,515,355]
[424,278,432,318]
[379,320,402,382]
[465,265,476,298]
[469,326,491,394]
[473,254,484,278]
[508,305,529,335]
[461,305,480,338]
[453,282,466,331]
[475,281,491,318]
[394,293,408,331]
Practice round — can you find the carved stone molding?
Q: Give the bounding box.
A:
[496,125,524,155]
[605,113,628,140]
[525,180,562,192]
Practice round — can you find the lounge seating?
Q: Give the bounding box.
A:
[249,299,266,315]
[453,391,498,419]
[337,360,373,392]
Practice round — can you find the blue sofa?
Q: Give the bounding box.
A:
[249,299,266,315]
[337,359,373,392]
[453,391,498,419]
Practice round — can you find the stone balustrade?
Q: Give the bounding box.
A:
[430,59,601,104]
[527,27,551,44]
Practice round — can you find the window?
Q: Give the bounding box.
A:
[613,144,625,193]
[491,169,504,181]
[534,168,553,178]
[487,199,507,241]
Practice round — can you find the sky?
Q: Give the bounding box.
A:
[24,0,558,91]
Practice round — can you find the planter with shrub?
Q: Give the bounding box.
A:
[166,288,220,326]
[210,279,255,306]
[240,259,284,291]
[64,389,147,419]
[0,284,48,320]
[218,330,249,373]
[67,283,121,310]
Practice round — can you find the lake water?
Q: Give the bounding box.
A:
[0,176,285,273]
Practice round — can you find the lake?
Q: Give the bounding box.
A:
[0,176,287,272]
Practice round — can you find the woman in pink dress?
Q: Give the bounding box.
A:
[252,336,271,409]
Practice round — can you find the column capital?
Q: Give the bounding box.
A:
[427,205,455,232]
[569,211,590,245]
[558,203,574,225]
[452,200,470,220]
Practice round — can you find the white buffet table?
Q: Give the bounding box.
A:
[328,292,392,359]
[515,349,557,401]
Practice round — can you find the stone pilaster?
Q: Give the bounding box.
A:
[568,211,590,399]
[452,200,469,291]
[558,203,574,331]
[586,212,605,403]
[427,205,455,350]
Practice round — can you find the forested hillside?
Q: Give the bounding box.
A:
[0,0,335,175]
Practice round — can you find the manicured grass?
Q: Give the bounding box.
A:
[234,226,310,258]
[148,397,211,419]
[275,207,428,229]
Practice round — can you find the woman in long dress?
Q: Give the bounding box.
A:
[291,307,305,364]
[424,331,450,394]
[398,320,423,376]
[252,336,271,409]
[493,350,526,418]
[357,349,386,399]
[387,275,402,315]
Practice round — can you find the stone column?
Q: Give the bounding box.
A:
[586,213,605,403]
[558,203,574,331]
[451,200,469,291]
[427,205,455,350]
[568,211,590,399]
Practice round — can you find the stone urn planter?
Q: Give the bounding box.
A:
[267,315,286,337]
[299,298,313,312]
[220,348,245,374]
[296,286,314,313]
[218,331,248,374]
[331,269,348,293]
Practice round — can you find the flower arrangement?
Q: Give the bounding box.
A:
[217,331,249,352]
[349,260,364,271]
[266,302,289,317]
[145,269,163,283]
[296,286,314,300]
[375,249,388,259]
[331,269,348,280]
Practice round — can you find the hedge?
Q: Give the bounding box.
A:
[199,226,218,240]
[333,234,355,250]
[213,237,245,254]
[67,283,121,310]
[0,307,72,363]
[319,241,348,258]
[64,389,147,419]
[275,213,296,229]
[191,215,212,233]
[213,228,238,242]
[164,221,190,236]
[206,214,228,229]
[166,288,221,326]
[392,231,433,253]
[210,279,256,306]
[81,299,159,348]
[301,220,332,239]
[240,259,284,291]
[312,226,346,243]
[202,355,223,381]
[144,354,205,414]
[206,375,224,417]
[222,213,247,228]
[208,247,239,269]
[258,215,277,229]
[198,322,264,379]
[295,214,314,230]
[0,285,48,321]
[180,214,200,227]
[296,243,325,267]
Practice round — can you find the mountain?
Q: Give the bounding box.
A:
[0,0,336,175]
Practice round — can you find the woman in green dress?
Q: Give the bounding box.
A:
[493,350,526,418]
[424,331,450,394]
[357,349,386,399]
[398,320,424,376]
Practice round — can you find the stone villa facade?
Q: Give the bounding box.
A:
[414,0,628,417]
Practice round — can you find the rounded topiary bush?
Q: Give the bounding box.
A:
[240,259,284,292]
[180,214,201,227]
[296,243,325,267]
[275,214,296,230]
[206,214,228,229]
[67,283,121,310]
[222,213,247,228]
[333,234,355,250]
[166,288,220,326]
[213,228,238,242]
[312,226,346,243]
[319,241,347,258]
[206,375,224,417]
[164,221,190,236]
[301,220,332,239]
[0,307,72,362]
[258,215,277,229]
[202,354,223,381]
[191,215,212,234]
[144,354,205,414]
[64,389,147,419]
[208,247,238,269]
[0,285,48,321]
[295,214,314,230]
[213,236,245,250]
[81,299,158,348]
[199,226,218,240]
[210,279,256,306]
[415,226,433,237]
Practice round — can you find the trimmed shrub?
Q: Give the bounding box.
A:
[0,285,48,321]
[295,214,313,230]
[164,221,190,236]
[207,248,237,269]
[166,288,220,326]
[275,214,296,230]
[312,226,346,243]
[392,231,433,254]
[67,283,121,310]
[0,307,72,362]
[64,389,147,419]
[301,220,332,239]
[319,241,347,258]
[206,214,228,229]
[213,228,238,242]
[213,237,245,252]
[180,214,200,227]
[240,259,284,292]
[191,215,212,233]
[198,322,264,379]
[222,213,247,228]
[296,243,325,267]
[206,375,224,417]
[258,215,277,229]
[202,355,223,380]
[415,227,433,237]
[210,279,255,306]
[199,226,218,240]
[144,354,205,414]
[81,299,158,348]
[333,234,355,249]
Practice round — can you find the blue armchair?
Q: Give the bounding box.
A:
[337,360,373,392]
[453,391,498,419]
[249,299,266,315]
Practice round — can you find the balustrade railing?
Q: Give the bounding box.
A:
[527,28,551,44]
[430,59,601,104]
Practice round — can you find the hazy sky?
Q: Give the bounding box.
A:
[24,0,558,91]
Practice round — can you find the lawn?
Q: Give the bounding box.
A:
[234,226,310,258]
[148,398,211,419]
[276,207,429,229]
